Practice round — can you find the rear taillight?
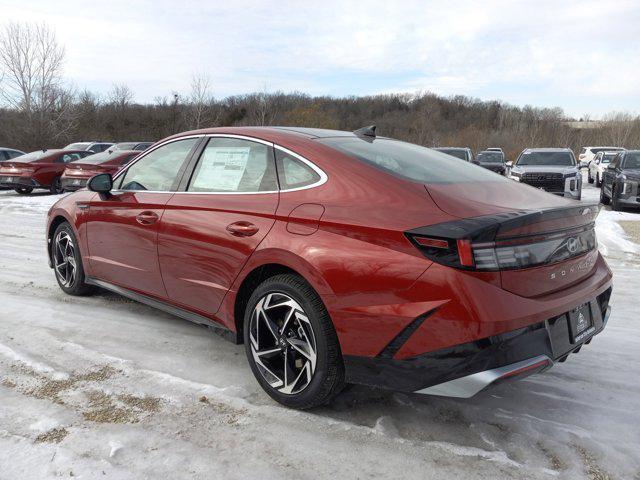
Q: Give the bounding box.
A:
[406,206,599,271]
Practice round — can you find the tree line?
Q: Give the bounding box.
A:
[2,22,640,161]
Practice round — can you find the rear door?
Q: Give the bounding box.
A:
[158,136,279,316]
[85,137,200,298]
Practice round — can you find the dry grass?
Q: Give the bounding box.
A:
[573,445,612,480]
[619,220,640,244]
[536,441,566,472]
[35,427,68,444]
[25,366,118,404]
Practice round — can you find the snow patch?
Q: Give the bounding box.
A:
[428,441,522,468]
[0,343,69,380]
[28,418,60,433]
[596,209,640,256]
[374,416,400,437]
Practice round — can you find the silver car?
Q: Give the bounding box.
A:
[508,148,582,200]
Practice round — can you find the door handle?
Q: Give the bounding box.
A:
[136,211,159,225]
[226,221,259,237]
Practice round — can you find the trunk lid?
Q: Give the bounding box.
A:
[418,182,600,297]
[425,179,572,218]
[0,161,37,175]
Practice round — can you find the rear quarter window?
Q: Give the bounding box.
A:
[318,138,506,184]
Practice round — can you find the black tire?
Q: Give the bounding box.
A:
[243,274,345,409]
[611,185,621,211]
[14,186,33,194]
[51,222,95,296]
[600,184,610,205]
[595,174,602,188]
[588,172,593,184]
[50,176,63,194]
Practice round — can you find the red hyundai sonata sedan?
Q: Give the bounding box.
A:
[61,149,140,192]
[46,126,613,408]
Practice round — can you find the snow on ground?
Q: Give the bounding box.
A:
[0,176,639,480]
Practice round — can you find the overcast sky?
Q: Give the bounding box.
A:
[2,0,639,118]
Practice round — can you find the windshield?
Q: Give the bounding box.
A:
[113,142,137,150]
[601,153,617,164]
[434,148,468,161]
[516,151,575,166]
[318,138,508,184]
[622,153,640,169]
[477,152,503,163]
[591,147,622,154]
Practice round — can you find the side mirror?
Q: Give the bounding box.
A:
[87,173,113,193]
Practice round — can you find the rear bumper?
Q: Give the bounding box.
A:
[0,176,40,188]
[343,287,612,396]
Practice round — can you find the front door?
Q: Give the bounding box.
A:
[602,154,619,197]
[158,136,279,316]
[86,137,200,298]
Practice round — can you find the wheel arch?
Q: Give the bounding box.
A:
[229,253,334,344]
[47,213,75,267]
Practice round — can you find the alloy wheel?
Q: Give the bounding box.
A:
[54,231,77,287]
[249,292,317,395]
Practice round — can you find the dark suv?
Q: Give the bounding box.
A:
[476,150,506,175]
[508,148,582,200]
[600,150,640,210]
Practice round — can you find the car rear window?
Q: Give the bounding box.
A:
[516,151,575,166]
[77,151,111,164]
[477,152,503,163]
[318,138,507,184]
[10,150,55,162]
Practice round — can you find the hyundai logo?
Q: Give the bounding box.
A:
[567,237,579,254]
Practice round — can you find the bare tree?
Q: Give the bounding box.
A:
[602,111,634,146]
[108,83,134,108]
[185,72,216,129]
[0,22,74,148]
[251,85,278,126]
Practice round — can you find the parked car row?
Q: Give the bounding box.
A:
[0,141,153,194]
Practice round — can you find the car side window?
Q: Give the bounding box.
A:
[118,138,198,191]
[275,149,321,190]
[187,137,277,193]
[609,155,620,169]
[59,153,80,163]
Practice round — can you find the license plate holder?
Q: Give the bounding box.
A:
[568,302,595,343]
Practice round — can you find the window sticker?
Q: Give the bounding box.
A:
[192,147,250,191]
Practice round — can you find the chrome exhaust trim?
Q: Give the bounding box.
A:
[414,355,553,398]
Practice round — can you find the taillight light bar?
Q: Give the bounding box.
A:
[406,215,598,271]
